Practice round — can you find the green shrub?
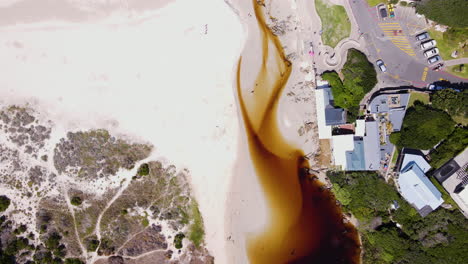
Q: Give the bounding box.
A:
[399,1,407,6]
[86,239,100,252]
[174,233,185,249]
[65,258,85,264]
[188,200,205,247]
[0,195,11,212]
[430,127,468,168]
[416,0,468,28]
[70,196,82,206]
[321,49,377,122]
[430,88,468,121]
[137,163,150,176]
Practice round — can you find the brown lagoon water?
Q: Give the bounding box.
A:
[236,1,361,263]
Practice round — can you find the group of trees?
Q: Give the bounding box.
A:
[0,213,85,264]
[390,101,455,150]
[328,171,468,264]
[430,127,468,168]
[431,88,468,120]
[416,0,468,28]
[321,49,377,122]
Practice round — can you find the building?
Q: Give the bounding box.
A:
[432,147,468,218]
[369,93,410,132]
[315,80,346,139]
[331,120,381,171]
[398,151,443,217]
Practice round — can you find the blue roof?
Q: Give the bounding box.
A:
[399,163,443,211]
[345,139,366,170]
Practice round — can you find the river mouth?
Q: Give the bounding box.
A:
[236,1,361,263]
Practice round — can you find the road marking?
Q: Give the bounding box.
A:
[378,22,416,57]
[421,67,428,81]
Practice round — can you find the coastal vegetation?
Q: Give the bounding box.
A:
[416,0,468,28]
[328,170,468,264]
[0,196,10,212]
[430,88,468,124]
[390,102,455,150]
[429,127,468,168]
[315,0,351,48]
[322,49,377,122]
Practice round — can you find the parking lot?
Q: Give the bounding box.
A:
[349,1,466,87]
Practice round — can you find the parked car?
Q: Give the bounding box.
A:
[424,48,439,57]
[420,40,436,50]
[376,59,387,72]
[378,4,388,19]
[415,32,429,41]
[427,55,441,64]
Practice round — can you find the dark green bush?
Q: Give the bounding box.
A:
[174,233,185,249]
[137,163,150,176]
[0,195,11,212]
[70,196,82,206]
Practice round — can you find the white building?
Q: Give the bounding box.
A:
[398,151,443,216]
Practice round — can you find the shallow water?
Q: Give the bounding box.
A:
[236,1,361,263]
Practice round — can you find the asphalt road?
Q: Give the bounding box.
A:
[349,0,467,87]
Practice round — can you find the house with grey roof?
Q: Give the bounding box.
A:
[369,93,410,131]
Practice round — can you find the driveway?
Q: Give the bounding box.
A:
[349,0,467,87]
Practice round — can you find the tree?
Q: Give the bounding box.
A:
[430,88,468,120]
[397,102,455,150]
[321,49,377,123]
[429,127,468,168]
[416,0,468,28]
[0,195,11,212]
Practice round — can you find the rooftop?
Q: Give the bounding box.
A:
[398,163,444,216]
[401,152,431,173]
[363,120,380,170]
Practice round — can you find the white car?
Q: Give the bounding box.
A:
[427,55,441,64]
[376,59,387,72]
[424,48,439,57]
[415,32,429,41]
[420,40,436,50]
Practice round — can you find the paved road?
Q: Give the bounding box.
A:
[349,0,467,87]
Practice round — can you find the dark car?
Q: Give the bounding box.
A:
[378,4,388,18]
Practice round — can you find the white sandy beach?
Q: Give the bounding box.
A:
[0,0,247,263]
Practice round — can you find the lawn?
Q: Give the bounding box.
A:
[315,0,351,48]
[428,28,467,60]
[407,91,430,107]
[446,64,468,79]
[366,0,383,6]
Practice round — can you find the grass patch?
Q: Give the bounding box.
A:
[428,28,467,60]
[366,0,383,6]
[315,0,351,48]
[188,200,205,247]
[446,64,468,79]
[408,92,430,107]
[429,177,459,210]
[391,148,399,165]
